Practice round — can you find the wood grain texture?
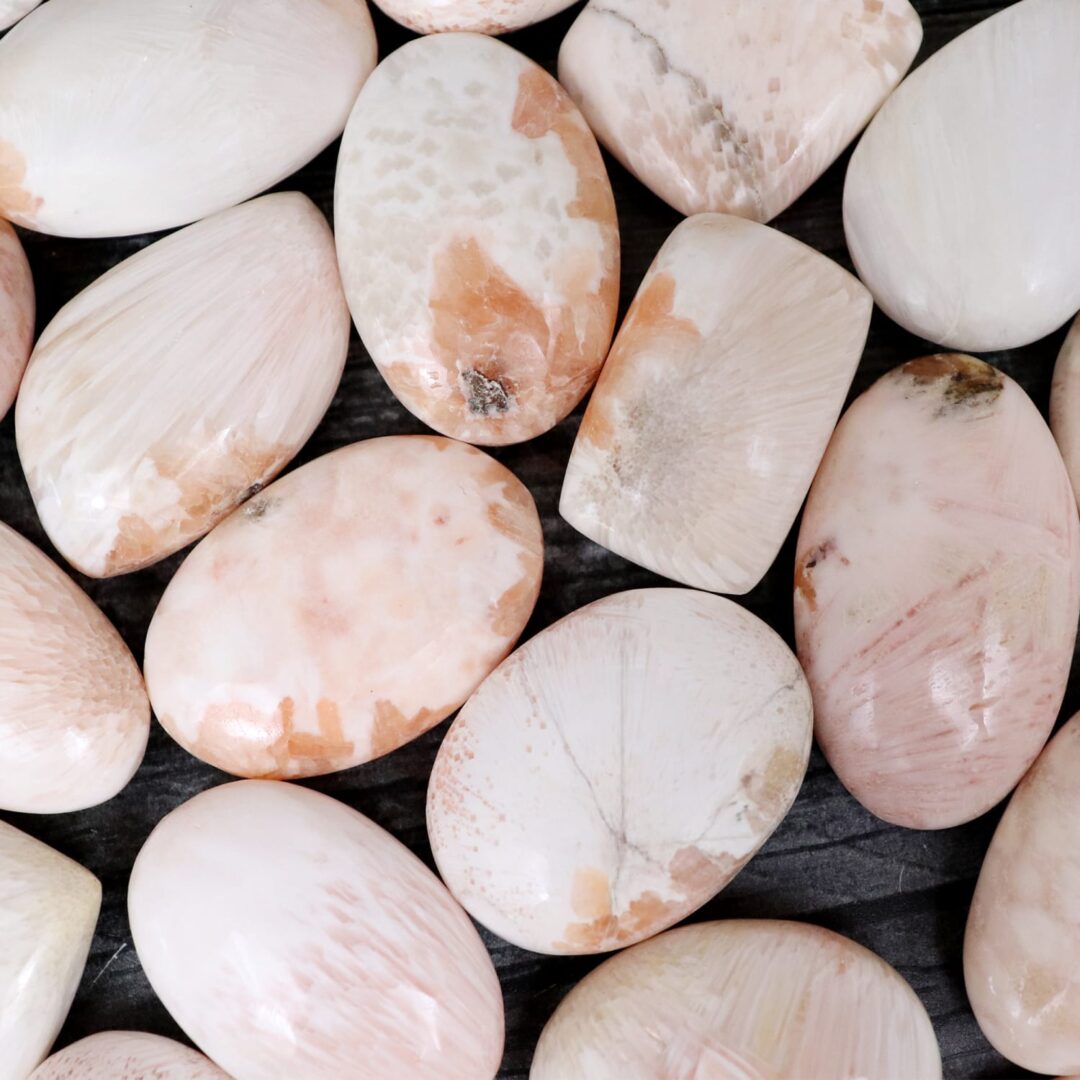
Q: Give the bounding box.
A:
[0,3,1057,1077]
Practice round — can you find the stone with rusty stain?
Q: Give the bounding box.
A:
[16,193,350,578]
[30,1032,227,1080]
[144,436,543,779]
[428,589,811,956]
[1051,314,1080,511]
[372,0,575,34]
[128,781,503,1079]
[795,356,1080,829]
[558,0,921,222]
[335,33,619,446]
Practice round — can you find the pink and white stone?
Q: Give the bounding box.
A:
[1050,315,1080,509]
[144,436,543,779]
[965,712,1080,1075]
[0,0,377,238]
[0,522,149,813]
[429,589,811,956]
[16,193,350,578]
[795,356,1080,829]
[335,33,619,446]
[0,220,33,419]
[530,920,942,1079]
[561,213,871,594]
[129,780,504,1080]
[0,821,101,1080]
[0,0,40,31]
[558,0,922,222]
[372,0,574,34]
[30,1032,228,1080]
[844,0,1080,351]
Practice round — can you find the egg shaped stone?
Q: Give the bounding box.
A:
[30,1032,228,1080]
[0,220,33,419]
[335,33,619,446]
[1050,314,1080,509]
[373,0,574,34]
[844,0,1080,351]
[965,712,1080,1075]
[795,356,1080,829]
[16,193,350,578]
[530,920,942,1079]
[129,780,504,1079]
[0,522,149,813]
[145,436,543,778]
[429,589,811,955]
[0,0,377,238]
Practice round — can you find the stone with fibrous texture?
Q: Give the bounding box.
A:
[795,355,1080,829]
[30,1032,228,1080]
[530,920,942,1079]
[429,588,811,955]
[0,220,33,419]
[16,193,350,578]
[145,436,543,779]
[0,522,149,813]
[372,0,574,34]
[561,213,871,594]
[1050,314,1080,509]
[0,821,101,1080]
[0,0,376,238]
[558,0,921,222]
[129,780,504,1080]
[335,33,619,446]
[844,0,1080,350]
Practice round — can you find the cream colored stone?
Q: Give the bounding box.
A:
[30,1032,227,1080]
[373,0,574,33]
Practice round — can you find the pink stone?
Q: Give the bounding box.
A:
[0,219,33,418]
[795,355,1080,829]
[1051,313,1080,509]
[30,1032,227,1080]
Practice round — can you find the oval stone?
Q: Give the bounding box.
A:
[335,33,619,446]
[795,355,1080,829]
[0,522,149,813]
[16,193,350,578]
[429,588,811,955]
[965,712,1080,1075]
[530,920,942,1079]
[844,0,1080,350]
[0,220,33,419]
[0,0,377,237]
[30,1032,228,1080]
[128,780,504,1079]
[145,436,543,778]
[1050,314,1080,509]
[373,0,575,34]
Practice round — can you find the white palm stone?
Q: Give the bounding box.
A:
[372,0,575,34]
[0,0,40,31]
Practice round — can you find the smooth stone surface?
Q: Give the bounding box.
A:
[0,522,149,813]
[145,436,543,778]
[531,919,942,1079]
[16,193,350,578]
[372,0,575,33]
[1050,314,1080,509]
[0,0,377,237]
[336,33,619,446]
[0,821,101,1080]
[429,588,812,955]
[30,1031,228,1080]
[0,0,39,31]
[965,712,1080,1075]
[561,213,871,594]
[795,355,1080,829]
[844,0,1080,350]
[558,0,921,221]
[129,780,504,1080]
[0,219,33,419]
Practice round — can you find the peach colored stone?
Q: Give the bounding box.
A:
[144,436,543,778]
[561,213,871,594]
[795,356,1080,829]
[0,522,149,813]
[531,920,942,1079]
[0,219,33,418]
[372,0,574,34]
[1050,314,1080,509]
[30,1032,228,1080]
[558,0,921,221]
[128,780,504,1079]
[429,588,811,956]
[335,33,619,445]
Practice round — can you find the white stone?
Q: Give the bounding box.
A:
[372,0,574,34]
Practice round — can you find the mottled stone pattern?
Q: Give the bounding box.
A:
[0,219,32,417]
[374,0,576,34]
[30,1031,227,1080]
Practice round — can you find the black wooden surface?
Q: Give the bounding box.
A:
[0,3,1059,1077]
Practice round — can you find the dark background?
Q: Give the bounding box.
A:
[0,2,1058,1077]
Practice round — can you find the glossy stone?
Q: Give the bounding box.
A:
[145,436,543,778]
[1050,314,1080,509]
[0,0,39,30]
[531,920,942,1079]
[16,193,350,578]
[429,588,811,955]
[129,780,504,1080]
[372,0,574,33]
[0,822,101,1080]
[336,33,619,445]
[0,220,33,419]
[844,0,1080,350]
[30,1032,228,1080]
[559,0,921,221]
[0,522,149,813]
[795,356,1080,829]
[561,213,871,594]
[0,0,377,237]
